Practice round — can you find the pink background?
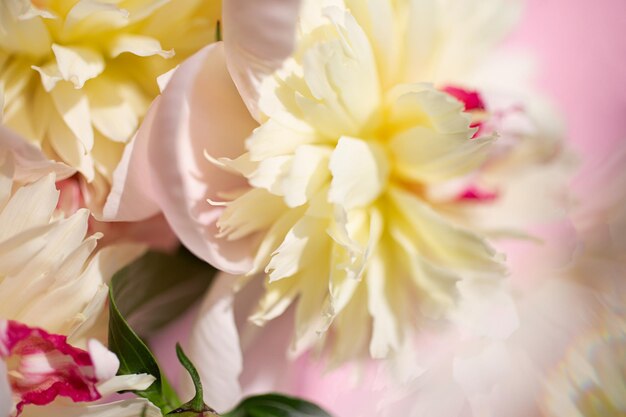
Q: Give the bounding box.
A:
[509,0,626,170]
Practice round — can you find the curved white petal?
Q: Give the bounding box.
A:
[187,273,243,413]
[223,0,302,120]
[144,43,258,273]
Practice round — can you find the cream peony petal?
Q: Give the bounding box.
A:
[367,242,401,358]
[188,273,243,413]
[343,0,401,87]
[0,224,56,279]
[217,189,287,241]
[0,173,58,242]
[387,85,472,133]
[249,206,305,275]
[282,144,331,207]
[266,216,329,282]
[49,80,94,152]
[96,374,156,396]
[50,234,99,284]
[31,62,63,92]
[86,77,139,143]
[391,128,494,183]
[108,34,174,59]
[51,44,105,89]
[404,0,522,83]
[329,137,389,210]
[0,0,51,56]
[247,155,292,195]
[24,400,162,417]
[63,0,129,35]
[48,114,95,181]
[391,226,460,318]
[389,187,505,273]
[223,0,302,119]
[250,277,299,325]
[247,119,316,161]
[292,254,331,350]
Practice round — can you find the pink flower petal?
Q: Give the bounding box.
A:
[143,43,258,273]
[0,321,102,415]
[103,104,163,223]
[223,0,301,119]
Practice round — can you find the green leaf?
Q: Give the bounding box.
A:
[223,394,334,417]
[112,248,217,338]
[107,248,217,414]
[108,276,180,413]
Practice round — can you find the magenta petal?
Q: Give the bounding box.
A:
[441,85,487,111]
[0,321,101,415]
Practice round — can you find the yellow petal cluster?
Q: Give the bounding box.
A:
[212,2,510,362]
[0,0,220,210]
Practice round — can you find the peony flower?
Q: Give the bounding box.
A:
[0,134,159,416]
[109,0,572,370]
[0,320,159,417]
[0,140,143,342]
[0,0,221,213]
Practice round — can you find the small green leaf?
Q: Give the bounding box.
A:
[223,394,334,417]
[112,248,217,338]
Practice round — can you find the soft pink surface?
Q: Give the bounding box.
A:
[508,0,626,167]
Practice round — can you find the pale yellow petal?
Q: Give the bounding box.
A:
[266,215,329,282]
[0,173,58,242]
[48,113,95,181]
[108,34,174,59]
[389,187,505,274]
[52,44,105,89]
[329,136,389,210]
[282,144,331,207]
[50,81,94,152]
[218,188,287,241]
[86,76,139,143]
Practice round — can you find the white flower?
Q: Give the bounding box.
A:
[0,146,142,342]
[0,0,221,211]
[0,139,157,417]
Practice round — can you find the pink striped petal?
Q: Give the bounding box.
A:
[0,321,103,415]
